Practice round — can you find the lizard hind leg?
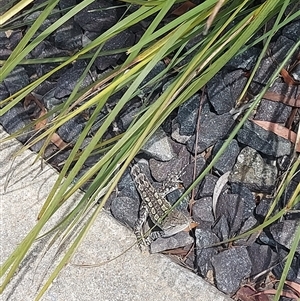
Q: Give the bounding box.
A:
[133,203,149,249]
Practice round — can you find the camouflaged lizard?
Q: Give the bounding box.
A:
[131,164,193,248]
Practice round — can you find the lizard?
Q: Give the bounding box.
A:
[71,163,195,267]
[131,164,194,249]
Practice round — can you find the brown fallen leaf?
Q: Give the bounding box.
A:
[235,285,270,301]
[162,247,190,256]
[24,94,48,129]
[171,1,196,16]
[257,289,299,300]
[251,119,300,152]
[182,221,198,233]
[281,68,299,86]
[285,280,300,295]
[50,132,69,149]
[24,93,69,150]
[263,91,300,108]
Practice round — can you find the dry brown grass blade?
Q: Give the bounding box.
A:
[203,0,226,35]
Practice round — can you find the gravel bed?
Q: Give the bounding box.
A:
[1,1,300,299]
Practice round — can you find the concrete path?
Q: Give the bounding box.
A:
[0,126,233,301]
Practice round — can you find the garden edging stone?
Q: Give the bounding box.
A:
[0,126,232,301]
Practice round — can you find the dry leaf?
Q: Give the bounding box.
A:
[171,1,196,16]
[24,94,69,150]
[285,280,300,295]
[183,221,198,232]
[24,94,47,129]
[50,132,69,149]
[251,120,300,152]
[281,68,298,86]
[263,91,300,107]
[259,289,299,300]
[235,285,270,301]
[212,171,230,218]
[162,247,190,256]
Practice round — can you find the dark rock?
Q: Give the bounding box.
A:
[46,147,72,168]
[211,247,252,295]
[187,112,235,154]
[118,98,142,130]
[255,81,296,122]
[43,87,66,111]
[247,243,276,276]
[106,86,128,109]
[171,121,192,144]
[94,30,135,70]
[0,48,12,60]
[138,61,167,97]
[74,0,118,33]
[59,0,76,10]
[149,158,183,183]
[277,154,293,172]
[117,168,141,200]
[29,136,49,153]
[0,31,10,48]
[255,198,272,221]
[212,215,230,242]
[272,249,300,282]
[141,127,176,161]
[148,159,190,211]
[166,85,203,143]
[282,20,300,42]
[8,30,23,50]
[24,11,56,38]
[31,41,69,59]
[3,66,29,95]
[177,32,204,67]
[88,111,107,136]
[165,189,189,212]
[54,60,95,98]
[180,157,206,190]
[35,62,62,80]
[195,227,219,277]
[177,94,200,136]
[230,147,278,193]
[33,80,57,96]
[110,196,139,229]
[254,99,292,123]
[280,179,298,207]
[226,47,260,70]
[237,120,291,157]
[197,174,219,198]
[269,220,300,252]
[0,104,32,143]
[207,70,248,114]
[231,183,256,220]
[150,231,193,253]
[291,62,300,81]
[215,194,244,237]
[192,197,214,225]
[0,83,9,101]
[252,35,295,85]
[57,115,86,143]
[235,215,258,246]
[54,20,83,51]
[212,139,240,175]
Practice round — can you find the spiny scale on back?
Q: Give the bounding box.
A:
[131,164,193,247]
